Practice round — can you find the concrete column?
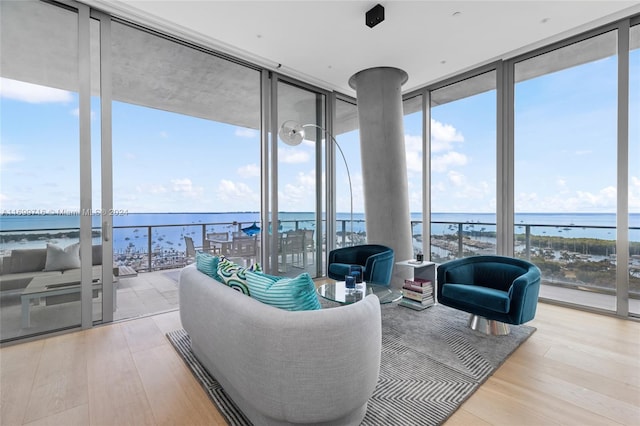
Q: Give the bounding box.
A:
[349,67,413,287]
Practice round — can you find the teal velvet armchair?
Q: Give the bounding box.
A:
[328,244,394,286]
[436,255,541,334]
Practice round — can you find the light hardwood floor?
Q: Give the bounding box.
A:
[1,303,638,426]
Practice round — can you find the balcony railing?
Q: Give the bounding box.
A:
[2,219,638,299]
[426,221,640,299]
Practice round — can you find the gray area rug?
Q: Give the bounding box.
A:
[166,303,535,425]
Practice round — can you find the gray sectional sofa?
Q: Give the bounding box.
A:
[179,264,382,425]
[0,245,113,292]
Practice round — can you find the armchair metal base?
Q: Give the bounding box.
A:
[468,314,510,336]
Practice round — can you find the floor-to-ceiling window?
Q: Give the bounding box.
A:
[629,22,640,316]
[403,94,424,257]
[0,1,88,341]
[429,70,497,262]
[334,97,361,248]
[275,80,325,277]
[110,20,262,319]
[514,30,619,312]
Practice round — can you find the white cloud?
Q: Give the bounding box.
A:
[432,151,468,173]
[278,171,316,210]
[0,144,24,165]
[237,163,260,178]
[431,171,491,211]
[447,170,465,186]
[135,183,167,195]
[431,119,464,152]
[171,178,203,198]
[159,131,169,139]
[279,147,310,164]
[0,78,73,104]
[405,134,422,173]
[516,185,618,212]
[235,128,258,138]
[217,179,258,204]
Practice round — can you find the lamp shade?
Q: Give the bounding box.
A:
[279,120,305,146]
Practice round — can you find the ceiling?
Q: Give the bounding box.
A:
[83,0,640,96]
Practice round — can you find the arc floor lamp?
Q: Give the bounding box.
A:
[278,120,354,239]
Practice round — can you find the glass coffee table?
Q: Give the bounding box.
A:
[317,281,402,305]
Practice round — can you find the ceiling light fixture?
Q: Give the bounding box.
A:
[366,4,385,28]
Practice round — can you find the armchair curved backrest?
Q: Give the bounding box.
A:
[328,244,395,286]
[436,255,541,325]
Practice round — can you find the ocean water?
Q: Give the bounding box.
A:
[1,212,638,254]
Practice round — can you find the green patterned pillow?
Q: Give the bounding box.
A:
[196,252,220,280]
[245,271,321,311]
[217,257,262,295]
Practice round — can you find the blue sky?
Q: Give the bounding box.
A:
[1,47,638,216]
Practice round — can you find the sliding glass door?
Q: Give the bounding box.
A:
[274,80,325,277]
[109,20,262,320]
[0,1,99,341]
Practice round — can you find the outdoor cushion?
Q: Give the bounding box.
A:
[43,243,81,272]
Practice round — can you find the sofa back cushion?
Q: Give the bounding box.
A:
[43,243,81,272]
[473,263,527,291]
[7,248,48,273]
[246,271,321,311]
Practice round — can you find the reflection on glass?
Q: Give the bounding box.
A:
[0,1,82,341]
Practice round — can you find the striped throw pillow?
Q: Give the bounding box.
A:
[217,257,261,295]
[196,252,220,280]
[245,271,321,311]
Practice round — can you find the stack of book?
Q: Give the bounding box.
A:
[399,278,434,310]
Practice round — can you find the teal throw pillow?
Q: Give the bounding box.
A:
[245,271,321,311]
[196,251,220,280]
[217,257,262,295]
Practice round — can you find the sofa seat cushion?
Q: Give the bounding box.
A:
[246,271,321,311]
[442,283,511,313]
